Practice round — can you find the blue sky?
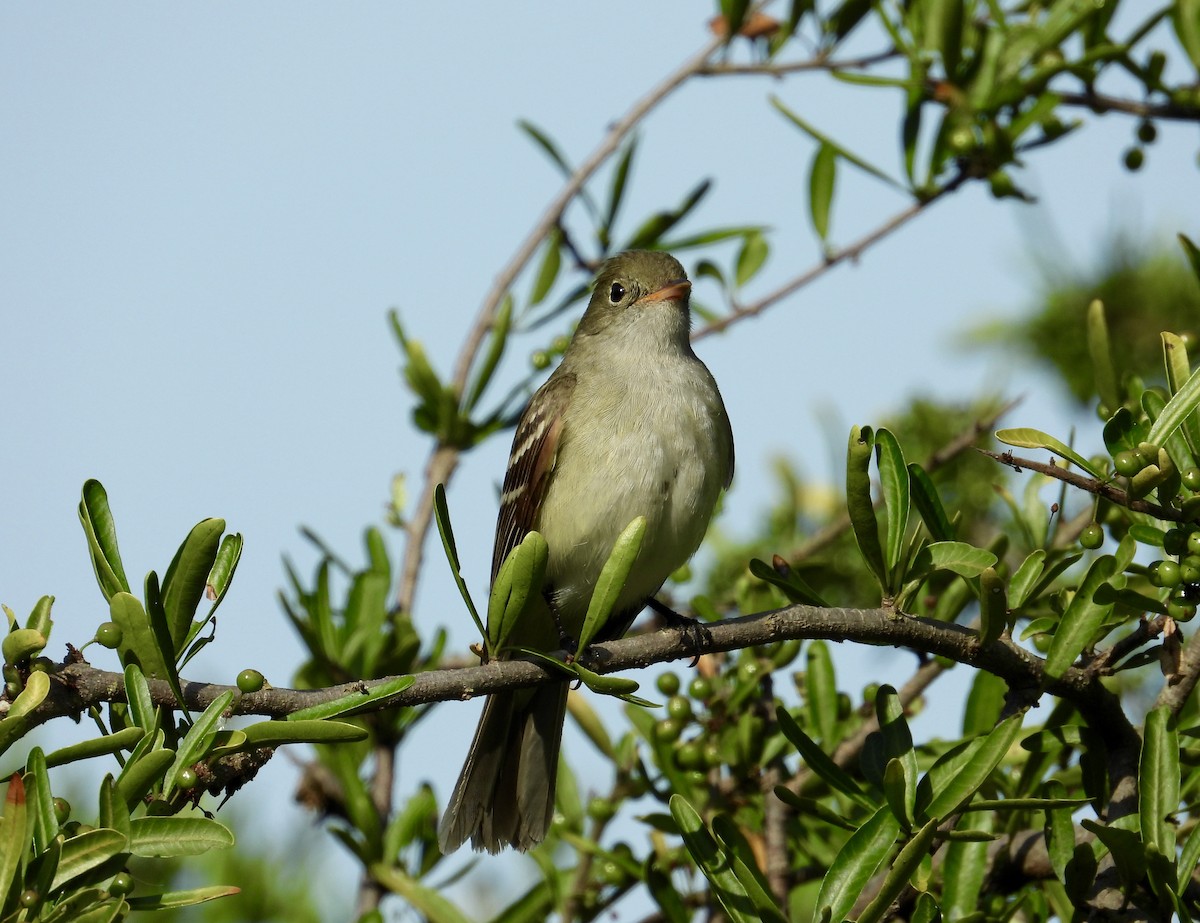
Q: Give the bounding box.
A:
[3,2,1199,916]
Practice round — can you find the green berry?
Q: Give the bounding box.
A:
[1123,147,1144,171]
[1169,599,1197,622]
[1166,529,1190,556]
[655,718,683,744]
[550,335,571,355]
[19,889,38,909]
[1183,468,1200,491]
[1180,332,1198,351]
[703,740,723,768]
[676,740,705,770]
[176,767,199,790]
[1137,120,1157,145]
[1154,560,1182,588]
[1079,523,1104,549]
[598,859,627,886]
[1188,533,1200,556]
[53,797,70,825]
[95,621,123,649]
[1113,451,1143,476]
[530,350,551,371]
[236,669,265,693]
[737,660,762,684]
[1181,562,1200,584]
[108,872,134,897]
[988,171,1017,198]
[655,672,680,696]
[688,676,713,701]
[666,695,693,721]
[587,796,616,821]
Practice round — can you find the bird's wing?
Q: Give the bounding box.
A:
[490,372,576,582]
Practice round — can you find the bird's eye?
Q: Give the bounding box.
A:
[609,282,625,303]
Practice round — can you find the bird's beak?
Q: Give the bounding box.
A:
[636,279,691,305]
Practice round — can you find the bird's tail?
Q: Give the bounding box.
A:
[438,683,567,854]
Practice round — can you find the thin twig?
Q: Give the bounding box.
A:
[693,171,969,341]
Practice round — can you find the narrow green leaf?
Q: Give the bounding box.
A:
[109,592,183,706]
[808,143,836,241]
[0,773,28,907]
[941,811,993,920]
[369,863,474,923]
[1087,300,1120,414]
[962,670,1006,737]
[433,484,485,640]
[98,775,130,841]
[978,567,1007,645]
[286,675,414,722]
[772,96,907,193]
[624,179,712,250]
[1008,549,1046,609]
[814,804,901,923]
[1140,705,1179,858]
[1146,364,1200,449]
[116,745,174,810]
[26,595,54,637]
[128,816,234,857]
[529,229,562,307]
[24,747,56,854]
[806,641,838,746]
[775,705,871,805]
[711,815,789,923]
[1172,0,1200,70]
[1044,555,1117,681]
[488,531,550,655]
[922,714,1023,820]
[1180,233,1200,284]
[735,230,769,287]
[604,135,638,234]
[78,480,131,601]
[669,795,770,923]
[847,426,888,591]
[578,517,646,651]
[50,828,127,891]
[123,664,154,733]
[125,886,242,911]
[875,429,910,578]
[465,295,513,413]
[748,558,829,606]
[857,818,938,923]
[203,532,243,623]
[1043,780,1074,883]
[45,728,145,769]
[161,519,224,651]
[924,0,964,73]
[165,691,235,797]
[240,719,368,747]
[1163,331,1200,457]
[995,428,1104,478]
[908,463,953,541]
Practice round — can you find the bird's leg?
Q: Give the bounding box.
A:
[646,597,710,666]
[543,588,579,661]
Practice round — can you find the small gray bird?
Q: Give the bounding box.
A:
[438,250,734,854]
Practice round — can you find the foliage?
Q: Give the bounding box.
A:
[3,1,1200,922]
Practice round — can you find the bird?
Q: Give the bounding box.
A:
[438,249,734,854]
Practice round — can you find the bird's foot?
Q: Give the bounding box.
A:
[646,598,710,666]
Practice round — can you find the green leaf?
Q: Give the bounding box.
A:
[712,815,789,923]
[604,135,638,235]
[202,532,243,624]
[1008,549,1046,609]
[45,728,145,769]
[1147,363,1200,451]
[50,828,127,892]
[815,804,901,923]
[488,531,550,655]
[1043,780,1074,883]
[165,691,235,797]
[125,886,241,911]
[240,719,368,747]
[0,774,29,909]
[370,863,474,923]
[1173,0,1200,70]
[924,0,963,74]
[161,518,224,652]
[670,795,773,923]
[748,557,830,607]
[78,479,131,601]
[857,818,938,923]
[775,705,871,806]
[977,566,1007,645]
[908,463,954,541]
[432,484,484,641]
[1140,706,1179,859]
[128,816,235,857]
[874,429,910,578]
[624,179,712,250]
[115,744,174,810]
[925,541,996,577]
[1181,233,1200,284]
[464,295,513,413]
[995,428,1104,478]
[847,426,887,592]
[98,775,130,841]
[286,675,414,721]
[578,517,646,651]
[922,714,1023,820]
[808,143,836,241]
[941,811,994,920]
[26,595,54,637]
[1043,555,1117,681]
[962,670,1006,737]
[772,97,906,193]
[123,664,155,733]
[24,747,56,854]
[108,592,183,706]
[806,641,838,745]
[1087,300,1120,414]
[735,230,769,287]
[529,228,562,307]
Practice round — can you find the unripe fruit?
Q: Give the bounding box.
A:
[688,676,713,701]
[1079,523,1103,549]
[655,718,683,744]
[1123,147,1144,171]
[1113,451,1142,476]
[676,740,705,770]
[1184,468,1200,491]
[530,350,551,370]
[95,621,123,649]
[53,797,70,825]
[109,871,134,896]
[1153,560,1182,588]
[236,669,265,693]
[655,672,680,696]
[177,767,199,790]
[666,695,693,721]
